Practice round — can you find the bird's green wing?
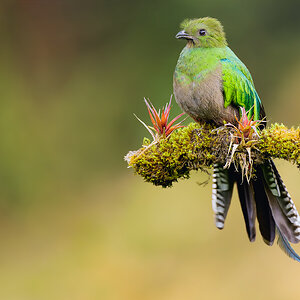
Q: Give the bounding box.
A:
[221,57,263,121]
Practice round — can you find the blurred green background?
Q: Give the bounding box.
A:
[0,0,299,299]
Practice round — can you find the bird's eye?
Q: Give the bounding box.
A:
[199,29,206,36]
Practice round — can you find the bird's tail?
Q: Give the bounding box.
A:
[212,160,300,261]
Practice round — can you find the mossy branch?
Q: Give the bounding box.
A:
[125,123,300,187]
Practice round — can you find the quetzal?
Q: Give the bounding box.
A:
[173,17,300,261]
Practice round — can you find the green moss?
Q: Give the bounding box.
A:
[258,123,300,166]
[125,123,300,187]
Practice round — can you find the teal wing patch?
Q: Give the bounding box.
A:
[221,58,262,121]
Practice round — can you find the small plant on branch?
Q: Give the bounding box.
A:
[222,107,265,181]
[135,96,186,141]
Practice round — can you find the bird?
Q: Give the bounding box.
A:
[173,17,300,261]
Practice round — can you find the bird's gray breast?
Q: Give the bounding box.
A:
[173,66,238,125]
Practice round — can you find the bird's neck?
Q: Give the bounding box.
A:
[176,46,225,79]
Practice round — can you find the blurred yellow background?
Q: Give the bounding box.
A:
[0,1,299,299]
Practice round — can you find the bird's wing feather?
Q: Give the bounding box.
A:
[220,57,263,121]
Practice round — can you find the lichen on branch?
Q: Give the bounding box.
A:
[125,123,300,187]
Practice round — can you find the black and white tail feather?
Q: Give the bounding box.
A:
[212,161,300,262]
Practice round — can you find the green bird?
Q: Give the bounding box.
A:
[174,17,300,261]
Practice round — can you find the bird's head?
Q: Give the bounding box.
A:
[176,17,227,48]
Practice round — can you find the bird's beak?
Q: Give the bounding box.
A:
[176,30,193,40]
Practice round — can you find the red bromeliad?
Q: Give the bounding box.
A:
[136,96,186,140]
[224,107,264,179]
[235,107,260,139]
[225,107,262,143]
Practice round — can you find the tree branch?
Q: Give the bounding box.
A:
[125,123,300,187]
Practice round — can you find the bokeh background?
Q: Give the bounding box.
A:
[0,0,299,299]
